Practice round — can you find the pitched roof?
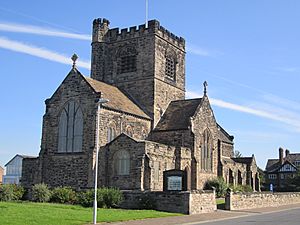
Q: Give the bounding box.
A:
[5,154,37,166]
[265,159,279,171]
[153,98,202,131]
[83,76,150,120]
[265,153,300,172]
[217,123,234,143]
[232,157,253,165]
[286,153,300,162]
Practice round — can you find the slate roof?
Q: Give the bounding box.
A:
[83,75,150,120]
[153,98,202,131]
[265,159,279,172]
[217,123,234,143]
[265,153,300,172]
[232,157,253,165]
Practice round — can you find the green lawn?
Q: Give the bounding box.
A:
[216,198,225,209]
[0,202,181,225]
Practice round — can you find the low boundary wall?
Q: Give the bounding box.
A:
[121,190,216,214]
[225,189,300,210]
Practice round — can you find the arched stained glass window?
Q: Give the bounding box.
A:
[201,129,213,171]
[58,101,83,153]
[115,150,130,175]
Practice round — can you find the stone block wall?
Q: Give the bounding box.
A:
[21,158,39,188]
[225,191,300,210]
[121,190,216,214]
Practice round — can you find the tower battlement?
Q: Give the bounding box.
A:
[92,18,185,49]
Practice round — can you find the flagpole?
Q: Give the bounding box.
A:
[145,0,148,28]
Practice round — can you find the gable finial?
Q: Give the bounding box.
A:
[71,54,78,69]
[203,81,208,95]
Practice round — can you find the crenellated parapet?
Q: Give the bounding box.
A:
[92,18,185,49]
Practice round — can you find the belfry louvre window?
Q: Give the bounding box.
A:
[165,57,176,80]
[58,101,83,153]
[120,55,137,73]
[117,46,137,74]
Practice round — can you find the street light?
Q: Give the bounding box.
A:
[93,97,109,225]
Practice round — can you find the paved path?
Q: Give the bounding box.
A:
[192,207,300,225]
[96,203,300,225]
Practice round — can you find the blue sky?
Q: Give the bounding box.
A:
[0,0,300,169]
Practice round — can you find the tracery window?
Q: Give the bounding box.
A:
[115,150,130,175]
[201,129,213,171]
[58,101,83,153]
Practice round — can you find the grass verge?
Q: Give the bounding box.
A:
[0,201,181,225]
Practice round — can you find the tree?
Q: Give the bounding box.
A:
[234,150,242,158]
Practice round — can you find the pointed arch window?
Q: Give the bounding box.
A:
[201,129,213,171]
[115,150,130,175]
[58,101,83,153]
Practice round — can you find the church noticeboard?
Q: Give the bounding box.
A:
[163,169,187,191]
[167,176,182,191]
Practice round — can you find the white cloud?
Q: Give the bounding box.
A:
[0,36,91,69]
[186,43,223,57]
[276,67,299,73]
[186,90,300,132]
[0,22,91,41]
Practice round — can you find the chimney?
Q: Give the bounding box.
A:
[286,149,290,157]
[279,147,284,165]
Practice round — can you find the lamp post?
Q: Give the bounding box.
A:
[93,97,109,225]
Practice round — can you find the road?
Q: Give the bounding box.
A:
[194,207,300,225]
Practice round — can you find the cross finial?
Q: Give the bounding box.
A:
[203,81,208,95]
[71,54,78,69]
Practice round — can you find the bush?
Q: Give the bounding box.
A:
[76,189,94,207]
[230,184,253,193]
[0,184,24,201]
[76,188,123,208]
[204,177,228,198]
[31,183,51,202]
[50,187,76,204]
[138,194,156,210]
[98,187,123,208]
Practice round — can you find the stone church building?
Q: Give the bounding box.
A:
[22,18,259,192]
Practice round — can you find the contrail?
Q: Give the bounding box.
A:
[0,22,91,41]
[0,36,91,69]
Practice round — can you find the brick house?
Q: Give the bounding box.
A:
[22,18,259,192]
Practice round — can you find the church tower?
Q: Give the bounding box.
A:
[91,18,186,126]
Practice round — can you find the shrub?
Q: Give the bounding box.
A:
[204,177,228,198]
[138,194,156,210]
[31,183,51,202]
[76,189,94,207]
[0,184,24,201]
[98,187,123,208]
[76,188,123,208]
[50,187,76,204]
[230,184,253,193]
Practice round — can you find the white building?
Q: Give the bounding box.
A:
[3,155,35,184]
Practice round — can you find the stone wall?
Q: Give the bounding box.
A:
[225,190,300,210]
[121,190,216,214]
[21,158,39,188]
